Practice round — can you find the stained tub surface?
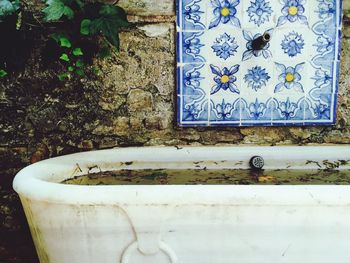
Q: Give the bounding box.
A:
[13,146,350,263]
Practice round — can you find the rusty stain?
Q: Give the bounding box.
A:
[258,176,275,183]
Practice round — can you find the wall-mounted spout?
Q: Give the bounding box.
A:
[252,32,271,51]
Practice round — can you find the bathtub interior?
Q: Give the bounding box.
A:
[18,146,350,185]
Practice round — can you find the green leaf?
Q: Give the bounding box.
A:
[76,69,84,76]
[58,73,69,81]
[59,53,69,62]
[43,0,74,21]
[73,48,83,56]
[68,66,74,72]
[63,6,74,19]
[89,5,130,49]
[0,69,8,78]
[80,19,91,35]
[50,33,71,48]
[0,0,20,20]
[76,60,84,68]
[92,67,101,76]
[59,36,71,48]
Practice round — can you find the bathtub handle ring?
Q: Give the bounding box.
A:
[121,241,178,263]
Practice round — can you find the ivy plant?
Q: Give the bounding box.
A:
[43,0,130,81]
[0,0,129,81]
[50,33,86,80]
[42,0,77,21]
[80,5,129,49]
[0,69,8,78]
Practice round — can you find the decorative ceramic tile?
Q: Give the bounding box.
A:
[176,0,342,126]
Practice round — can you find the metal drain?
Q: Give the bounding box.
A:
[249,156,264,170]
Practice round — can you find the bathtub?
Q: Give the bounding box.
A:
[13,146,350,263]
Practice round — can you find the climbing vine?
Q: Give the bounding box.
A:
[0,0,130,80]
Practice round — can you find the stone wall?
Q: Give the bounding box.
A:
[0,1,350,262]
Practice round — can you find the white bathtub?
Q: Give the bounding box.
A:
[13,146,350,263]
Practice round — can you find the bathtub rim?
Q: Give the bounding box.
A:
[13,145,350,206]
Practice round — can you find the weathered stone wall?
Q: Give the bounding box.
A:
[0,1,350,262]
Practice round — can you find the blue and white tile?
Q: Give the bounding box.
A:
[312,24,339,64]
[180,0,208,31]
[307,99,334,121]
[271,96,306,122]
[179,31,207,63]
[272,60,311,95]
[274,0,311,29]
[309,65,334,97]
[179,63,212,97]
[206,0,243,30]
[308,91,333,108]
[205,27,245,64]
[242,0,276,31]
[209,97,241,124]
[178,63,211,125]
[240,97,274,123]
[240,58,276,93]
[179,95,209,124]
[208,62,242,123]
[207,63,242,96]
[303,92,335,123]
[177,0,341,126]
[240,59,276,122]
[270,26,317,60]
[271,60,313,122]
[308,0,338,29]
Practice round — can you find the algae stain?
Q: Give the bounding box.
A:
[61,169,350,185]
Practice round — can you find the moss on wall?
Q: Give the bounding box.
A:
[0,1,350,262]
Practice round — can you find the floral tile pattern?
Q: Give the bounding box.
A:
[177,0,342,126]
